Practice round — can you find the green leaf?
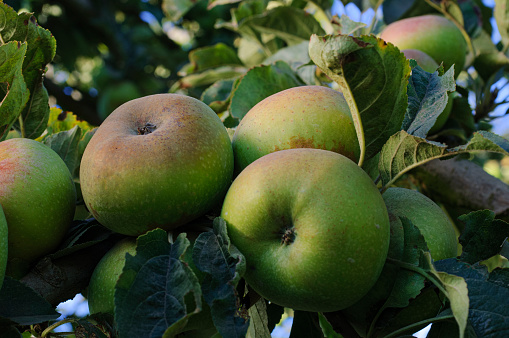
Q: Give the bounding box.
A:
[43,125,83,177]
[381,0,435,24]
[192,217,249,338]
[377,287,444,337]
[174,65,246,89]
[0,325,21,338]
[72,318,110,338]
[162,0,202,22]
[48,218,113,260]
[427,315,479,338]
[38,107,94,140]
[458,210,509,265]
[309,34,411,164]
[188,43,244,73]
[0,41,29,141]
[404,63,456,138]
[229,60,305,120]
[472,29,509,80]
[208,0,243,10]
[494,0,509,50]
[379,130,509,188]
[290,311,323,338]
[263,41,316,85]
[10,11,56,140]
[432,271,469,338]
[238,6,326,47]
[115,229,202,338]
[246,298,271,338]
[318,313,343,337]
[331,14,366,36]
[384,217,429,309]
[201,79,236,114]
[266,301,285,333]
[434,259,509,337]
[0,276,60,325]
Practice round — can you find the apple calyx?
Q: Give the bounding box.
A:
[280,227,296,245]
[137,122,157,135]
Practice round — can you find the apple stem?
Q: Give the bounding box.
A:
[137,122,157,135]
[281,227,296,245]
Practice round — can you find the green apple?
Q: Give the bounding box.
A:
[402,49,439,73]
[88,238,137,315]
[401,49,454,134]
[0,138,76,278]
[80,94,234,236]
[221,148,390,312]
[232,85,360,173]
[381,15,467,78]
[383,187,458,260]
[87,234,215,334]
[0,204,7,290]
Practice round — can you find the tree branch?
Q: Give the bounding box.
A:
[20,236,122,307]
[413,157,509,222]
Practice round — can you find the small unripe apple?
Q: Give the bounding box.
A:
[0,138,76,278]
[87,238,137,315]
[232,85,360,173]
[381,15,467,78]
[221,148,390,312]
[80,94,234,236]
[87,234,215,334]
[383,187,458,260]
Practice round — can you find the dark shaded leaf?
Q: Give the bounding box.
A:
[188,43,244,73]
[115,229,202,338]
[238,6,326,47]
[379,130,509,188]
[458,210,509,265]
[192,217,249,338]
[435,259,509,338]
[309,34,411,162]
[43,125,82,177]
[0,41,29,141]
[404,63,455,137]
[290,311,323,338]
[0,276,59,325]
[229,61,305,120]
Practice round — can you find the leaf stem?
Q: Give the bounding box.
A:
[382,314,455,338]
[18,114,26,138]
[386,257,449,297]
[336,75,366,167]
[41,318,75,337]
[365,0,383,35]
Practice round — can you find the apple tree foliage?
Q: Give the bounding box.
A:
[0,0,509,337]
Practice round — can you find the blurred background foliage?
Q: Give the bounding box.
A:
[8,0,238,125]
[5,0,509,183]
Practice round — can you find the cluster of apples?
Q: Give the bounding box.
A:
[0,12,464,333]
[83,88,456,318]
[0,138,77,285]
